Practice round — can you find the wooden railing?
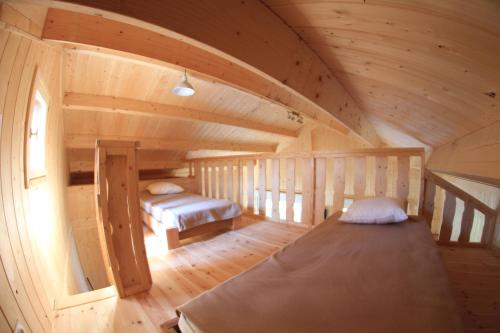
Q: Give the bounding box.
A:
[187,148,425,228]
[422,170,497,247]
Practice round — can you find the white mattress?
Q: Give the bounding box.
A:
[140,191,241,231]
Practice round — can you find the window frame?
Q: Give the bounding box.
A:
[24,68,50,189]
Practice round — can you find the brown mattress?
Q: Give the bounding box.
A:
[176,215,463,333]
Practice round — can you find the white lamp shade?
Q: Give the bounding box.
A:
[172,75,195,96]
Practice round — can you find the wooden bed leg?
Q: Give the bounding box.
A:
[232,216,242,230]
[166,228,180,250]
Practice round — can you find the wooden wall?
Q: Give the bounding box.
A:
[66,185,109,291]
[427,122,500,187]
[0,3,78,332]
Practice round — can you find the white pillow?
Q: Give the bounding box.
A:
[339,197,407,224]
[146,182,184,195]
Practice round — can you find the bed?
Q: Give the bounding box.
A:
[176,214,464,333]
[140,191,241,249]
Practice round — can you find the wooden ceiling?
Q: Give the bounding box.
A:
[264,0,500,147]
[62,47,309,153]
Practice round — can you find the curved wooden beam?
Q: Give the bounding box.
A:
[42,1,380,146]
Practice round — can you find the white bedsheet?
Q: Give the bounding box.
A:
[140,191,241,231]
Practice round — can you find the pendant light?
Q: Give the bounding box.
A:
[172,69,195,96]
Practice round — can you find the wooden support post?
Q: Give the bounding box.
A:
[95,140,152,298]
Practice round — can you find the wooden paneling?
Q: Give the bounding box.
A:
[427,122,500,187]
[43,5,381,145]
[265,0,500,148]
[0,12,81,332]
[67,148,185,173]
[66,185,109,290]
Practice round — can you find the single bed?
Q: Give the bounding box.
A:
[140,191,241,249]
[176,214,464,333]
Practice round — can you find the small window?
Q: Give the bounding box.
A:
[25,70,49,188]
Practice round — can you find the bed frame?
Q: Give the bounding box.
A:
[141,209,238,249]
[139,176,241,249]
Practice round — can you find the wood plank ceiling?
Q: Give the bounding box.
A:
[264,0,500,148]
[62,47,308,154]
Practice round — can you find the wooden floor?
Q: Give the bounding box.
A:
[53,219,500,333]
[439,247,500,333]
[52,218,307,332]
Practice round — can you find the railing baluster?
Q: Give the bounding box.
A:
[314,158,326,225]
[375,156,387,197]
[301,158,314,226]
[397,156,410,210]
[286,158,295,223]
[439,191,456,241]
[246,160,255,213]
[258,159,266,216]
[332,158,345,213]
[458,201,474,243]
[227,160,233,201]
[271,159,280,220]
[423,179,436,224]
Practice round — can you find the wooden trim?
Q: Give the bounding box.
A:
[65,134,277,152]
[63,93,298,138]
[54,286,116,310]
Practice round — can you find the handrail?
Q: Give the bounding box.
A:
[185,148,425,162]
[423,170,497,247]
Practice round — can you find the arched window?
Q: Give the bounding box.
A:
[24,69,49,188]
